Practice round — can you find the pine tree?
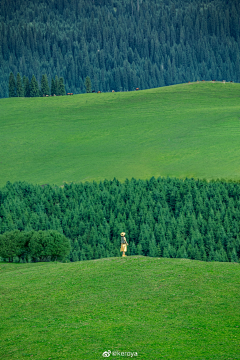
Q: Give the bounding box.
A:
[149,233,157,257]
[23,76,30,97]
[169,244,176,258]
[187,244,194,259]
[157,243,161,257]
[231,248,239,263]
[72,250,79,262]
[208,247,215,261]
[130,241,137,255]
[40,74,50,96]
[193,245,201,260]
[51,78,56,96]
[58,77,66,95]
[176,245,188,259]
[219,248,228,262]
[54,75,59,95]
[16,73,23,97]
[163,247,170,258]
[137,243,142,255]
[200,245,207,261]
[30,75,40,97]
[9,72,16,97]
[85,76,92,93]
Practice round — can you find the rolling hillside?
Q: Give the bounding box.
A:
[0,256,239,359]
[1,82,240,186]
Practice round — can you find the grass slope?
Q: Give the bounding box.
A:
[0,256,239,360]
[1,82,240,186]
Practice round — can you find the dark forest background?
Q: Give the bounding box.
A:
[0,178,239,263]
[0,0,240,98]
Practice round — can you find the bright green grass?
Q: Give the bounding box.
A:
[0,256,239,359]
[1,82,240,187]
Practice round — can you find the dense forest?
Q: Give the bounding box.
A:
[0,0,240,98]
[0,177,239,263]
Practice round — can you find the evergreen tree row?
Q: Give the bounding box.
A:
[0,0,240,97]
[0,177,239,263]
[8,72,66,97]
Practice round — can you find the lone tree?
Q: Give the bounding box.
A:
[58,77,66,95]
[9,72,16,97]
[16,73,23,97]
[40,74,50,96]
[30,75,40,97]
[85,76,92,93]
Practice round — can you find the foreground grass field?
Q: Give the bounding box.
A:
[1,82,240,186]
[0,256,239,359]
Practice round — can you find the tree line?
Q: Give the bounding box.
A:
[8,72,66,97]
[0,0,240,98]
[0,229,70,262]
[0,177,239,263]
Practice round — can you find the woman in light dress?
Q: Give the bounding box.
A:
[120,232,129,257]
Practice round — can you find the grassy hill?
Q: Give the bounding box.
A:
[1,82,240,187]
[0,256,239,359]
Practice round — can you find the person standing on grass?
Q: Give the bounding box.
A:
[120,232,129,257]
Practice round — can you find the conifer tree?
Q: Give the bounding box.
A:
[200,245,207,261]
[187,244,194,259]
[72,250,79,262]
[149,234,157,257]
[58,77,66,95]
[220,248,228,262]
[54,75,59,95]
[176,245,188,259]
[85,76,92,93]
[163,247,170,258]
[157,243,161,257]
[23,76,30,97]
[16,73,23,97]
[130,241,137,255]
[51,78,56,95]
[208,247,215,261]
[231,248,239,263]
[40,74,50,96]
[194,245,201,260]
[8,72,16,97]
[137,243,142,255]
[169,244,176,258]
[30,75,40,97]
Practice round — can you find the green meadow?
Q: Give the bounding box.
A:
[0,256,239,360]
[1,82,240,187]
